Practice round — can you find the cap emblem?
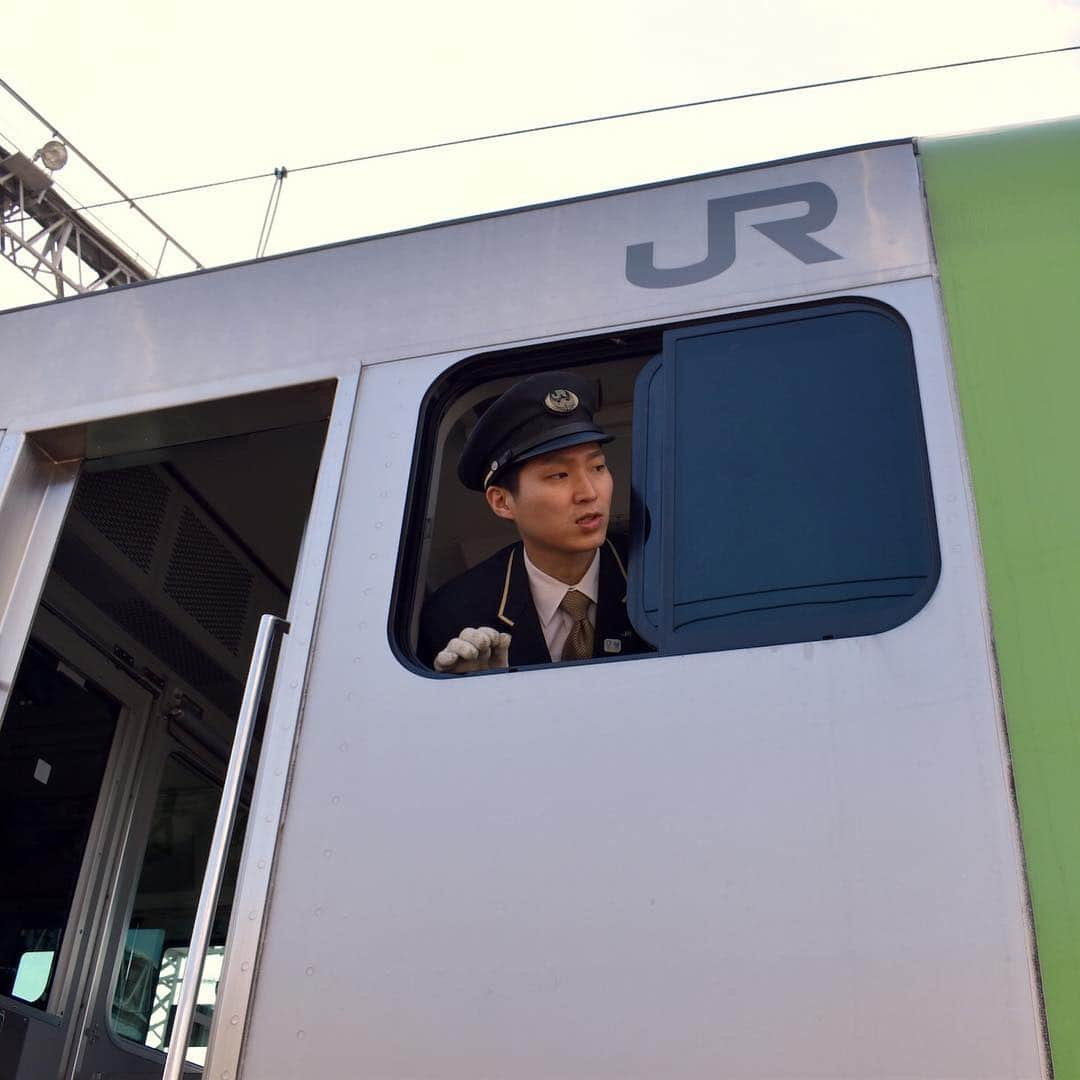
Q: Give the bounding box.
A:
[544,388,579,414]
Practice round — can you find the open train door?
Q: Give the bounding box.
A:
[0,375,356,1080]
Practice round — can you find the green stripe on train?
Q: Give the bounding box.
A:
[922,116,1080,1076]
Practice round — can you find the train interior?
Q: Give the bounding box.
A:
[0,385,330,1079]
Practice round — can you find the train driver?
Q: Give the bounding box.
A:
[418,371,652,673]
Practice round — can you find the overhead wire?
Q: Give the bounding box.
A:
[287,42,1080,177]
[42,41,1079,218]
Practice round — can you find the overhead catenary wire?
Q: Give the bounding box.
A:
[286,42,1080,177]
[42,41,1079,217]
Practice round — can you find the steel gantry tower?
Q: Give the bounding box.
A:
[0,143,152,296]
[0,79,202,301]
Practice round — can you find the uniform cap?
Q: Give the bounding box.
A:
[458,371,613,491]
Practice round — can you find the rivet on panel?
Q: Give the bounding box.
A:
[297,1029,306,1040]
[323,848,333,859]
[231,1015,240,1025]
[248,910,257,921]
[306,966,315,976]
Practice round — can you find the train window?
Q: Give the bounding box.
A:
[397,298,939,672]
[111,754,246,1063]
[400,348,653,672]
[629,301,940,653]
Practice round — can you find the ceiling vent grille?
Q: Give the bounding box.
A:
[59,463,284,691]
[72,467,169,573]
[164,508,253,656]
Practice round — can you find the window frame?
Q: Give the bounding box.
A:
[391,325,665,677]
[390,296,941,675]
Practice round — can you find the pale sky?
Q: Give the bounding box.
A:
[2,0,1078,310]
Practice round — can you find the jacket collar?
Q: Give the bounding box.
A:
[498,539,631,665]
[496,543,549,663]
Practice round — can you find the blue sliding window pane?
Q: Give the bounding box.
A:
[629,301,939,654]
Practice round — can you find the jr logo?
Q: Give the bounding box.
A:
[625,181,843,289]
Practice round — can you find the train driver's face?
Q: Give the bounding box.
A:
[486,442,612,559]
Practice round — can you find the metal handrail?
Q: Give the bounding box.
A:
[162,613,289,1080]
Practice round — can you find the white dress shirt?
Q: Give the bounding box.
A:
[522,548,600,661]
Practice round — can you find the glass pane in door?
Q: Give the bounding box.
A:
[0,641,120,1008]
[111,754,247,1064]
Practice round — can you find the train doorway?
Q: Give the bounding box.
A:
[0,379,345,1080]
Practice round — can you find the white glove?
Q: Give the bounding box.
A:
[434,626,511,674]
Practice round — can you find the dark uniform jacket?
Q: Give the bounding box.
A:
[418,539,653,670]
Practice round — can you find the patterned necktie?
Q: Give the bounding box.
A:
[559,588,594,661]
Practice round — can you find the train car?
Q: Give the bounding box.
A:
[0,114,1077,1080]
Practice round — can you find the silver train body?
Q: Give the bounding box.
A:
[0,140,1044,1079]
